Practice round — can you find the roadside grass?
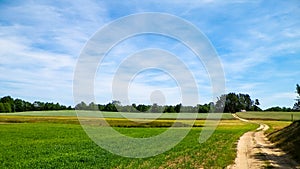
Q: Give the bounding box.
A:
[0,117,257,168]
[258,120,292,134]
[0,110,235,119]
[233,113,299,164]
[268,120,300,163]
[236,111,300,121]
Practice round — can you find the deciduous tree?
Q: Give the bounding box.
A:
[293,84,300,110]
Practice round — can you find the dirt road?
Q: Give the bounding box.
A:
[228,114,299,169]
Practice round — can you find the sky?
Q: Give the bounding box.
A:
[0,0,299,109]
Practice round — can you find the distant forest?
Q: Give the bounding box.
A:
[75,93,262,113]
[75,91,300,113]
[2,88,299,113]
[0,96,73,113]
[75,92,298,113]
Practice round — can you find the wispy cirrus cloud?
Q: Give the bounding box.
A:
[0,0,108,104]
[1,0,299,109]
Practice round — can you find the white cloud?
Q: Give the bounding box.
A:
[261,92,298,109]
[1,0,299,109]
[0,0,109,105]
[0,36,75,103]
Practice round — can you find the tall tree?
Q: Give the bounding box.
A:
[252,99,262,111]
[255,99,260,106]
[215,93,259,113]
[198,104,209,113]
[14,99,25,112]
[112,100,121,106]
[3,103,12,112]
[104,102,118,112]
[225,93,239,113]
[130,103,137,112]
[0,103,5,113]
[174,103,182,113]
[136,104,150,112]
[293,84,300,110]
[0,96,15,112]
[75,101,88,110]
[151,103,159,113]
[215,94,226,112]
[88,102,98,111]
[164,105,175,113]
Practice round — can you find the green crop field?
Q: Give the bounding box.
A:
[0,110,77,116]
[0,110,235,120]
[236,111,300,121]
[1,111,294,168]
[0,111,256,169]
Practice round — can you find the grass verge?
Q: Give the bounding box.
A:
[236,111,300,121]
[268,120,300,163]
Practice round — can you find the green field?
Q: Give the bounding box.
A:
[0,120,257,168]
[237,111,300,121]
[0,110,77,116]
[1,110,294,168]
[0,110,234,119]
[2,110,298,121]
[0,110,256,168]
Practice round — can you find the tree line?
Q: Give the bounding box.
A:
[75,100,211,113]
[3,83,300,113]
[75,93,263,113]
[214,93,261,113]
[0,96,73,113]
[75,87,300,113]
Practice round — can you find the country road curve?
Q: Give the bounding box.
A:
[227,114,300,169]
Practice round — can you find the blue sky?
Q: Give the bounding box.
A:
[0,0,299,109]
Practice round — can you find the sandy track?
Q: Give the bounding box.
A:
[228,114,299,169]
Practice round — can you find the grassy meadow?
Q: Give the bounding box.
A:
[268,120,300,162]
[0,120,257,168]
[0,110,296,168]
[237,111,300,121]
[0,110,235,119]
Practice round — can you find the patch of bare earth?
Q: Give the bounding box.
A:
[228,114,300,169]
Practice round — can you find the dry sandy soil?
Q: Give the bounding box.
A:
[228,114,300,169]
